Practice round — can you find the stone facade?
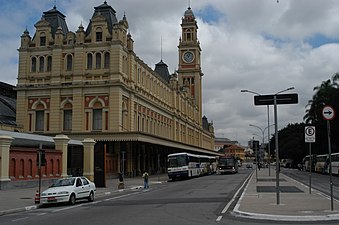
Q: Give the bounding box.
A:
[15,2,215,183]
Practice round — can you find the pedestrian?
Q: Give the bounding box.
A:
[142,171,149,189]
[258,163,261,171]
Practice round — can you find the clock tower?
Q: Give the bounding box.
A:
[177,6,203,117]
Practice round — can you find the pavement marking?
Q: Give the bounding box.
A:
[12,217,29,222]
[52,204,81,213]
[216,171,254,222]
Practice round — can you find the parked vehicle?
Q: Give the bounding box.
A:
[40,177,96,205]
[315,154,329,174]
[167,152,217,180]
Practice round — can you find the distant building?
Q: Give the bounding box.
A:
[214,137,237,151]
[215,137,245,161]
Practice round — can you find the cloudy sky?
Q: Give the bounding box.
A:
[1,0,339,146]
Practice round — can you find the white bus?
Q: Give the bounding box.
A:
[167,153,216,180]
[330,153,339,175]
[302,155,316,172]
[315,154,329,174]
[167,153,201,180]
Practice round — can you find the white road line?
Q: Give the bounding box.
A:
[216,171,254,222]
[12,217,29,222]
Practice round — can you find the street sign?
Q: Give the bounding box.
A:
[305,126,315,143]
[322,105,335,120]
[254,93,298,105]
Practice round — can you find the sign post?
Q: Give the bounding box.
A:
[253,91,298,205]
[322,105,335,211]
[305,126,315,194]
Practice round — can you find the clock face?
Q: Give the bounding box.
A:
[183,51,194,63]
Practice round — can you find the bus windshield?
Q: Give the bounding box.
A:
[168,155,187,167]
[219,158,235,166]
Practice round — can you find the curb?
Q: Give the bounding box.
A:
[232,209,339,222]
[0,205,38,216]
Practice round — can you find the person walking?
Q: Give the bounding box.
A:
[142,171,149,189]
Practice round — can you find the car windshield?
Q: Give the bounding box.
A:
[51,178,76,187]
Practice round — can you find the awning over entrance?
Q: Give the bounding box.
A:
[0,130,83,147]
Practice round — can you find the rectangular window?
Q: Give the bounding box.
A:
[96,32,102,42]
[35,111,44,131]
[63,110,72,130]
[40,36,46,46]
[93,109,102,130]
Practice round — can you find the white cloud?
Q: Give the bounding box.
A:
[1,0,339,146]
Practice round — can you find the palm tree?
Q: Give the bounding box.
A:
[304,75,338,124]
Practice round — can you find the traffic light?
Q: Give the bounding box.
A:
[253,140,259,152]
[36,149,46,166]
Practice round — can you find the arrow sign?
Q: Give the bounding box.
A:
[322,105,335,120]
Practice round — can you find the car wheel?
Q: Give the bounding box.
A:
[88,191,94,202]
[69,194,76,205]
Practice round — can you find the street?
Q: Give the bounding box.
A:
[1,167,339,225]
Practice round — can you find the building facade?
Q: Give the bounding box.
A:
[16,2,216,186]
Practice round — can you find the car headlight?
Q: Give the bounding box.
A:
[57,191,69,195]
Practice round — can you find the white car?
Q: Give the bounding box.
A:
[41,177,96,205]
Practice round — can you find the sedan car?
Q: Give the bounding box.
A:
[246,163,253,169]
[41,177,96,205]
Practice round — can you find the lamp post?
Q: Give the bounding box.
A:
[241,89,272,176]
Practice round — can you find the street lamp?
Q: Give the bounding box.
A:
[241,89,272,176]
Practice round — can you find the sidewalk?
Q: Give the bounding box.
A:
[0,173,169,216]
[233,167,339,221]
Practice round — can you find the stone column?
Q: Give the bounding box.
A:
[82,138,96,181]
[0,135,14,189]
[53,134,70,177]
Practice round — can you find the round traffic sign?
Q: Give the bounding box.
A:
[305,126,315,136]
[322,105,335,120]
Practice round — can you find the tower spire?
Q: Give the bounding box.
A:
[160,36,163,61]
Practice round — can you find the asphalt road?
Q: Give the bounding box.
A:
[281,167,339,200]
[0,167,338,225]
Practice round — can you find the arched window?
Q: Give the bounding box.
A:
[19,159,24,178]
[63,102,72,131]
[96,53,101,69]
[36,110,44,131]
[104,52,110,68]
[39,56,45,72]
[10,158,16,178]
[92,101,102,130]
[87,53,93,69]
[31,57,37,72]
[35,102,45,131]
[28,159,33,177]
[47,56,52,72]
[66,54,72,71]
